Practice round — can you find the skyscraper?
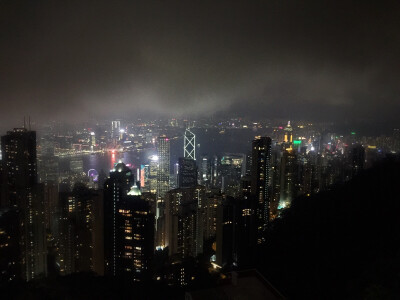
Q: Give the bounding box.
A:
[1,128,47,281]
[184,128,196,160]
[104,163,154,281]
[178,157,198,188]
[251,136,272,244]
[283,121,293,149]
[165,186,205,258]
[111,120,121,140]
[278,149,298,210]
[156,136,170,199]
[155,136,170,247]
[58,183,98,275]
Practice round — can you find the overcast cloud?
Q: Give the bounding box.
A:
[0,0,399,128]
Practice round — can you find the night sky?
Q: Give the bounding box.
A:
[0,1,399,128]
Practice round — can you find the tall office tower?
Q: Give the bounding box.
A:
[278,149,298,210]
[140,164,150,192]
[165,186,205,258]
[1,128,37,207]
[69,158,84,174]
[148,156,158,194]
[184,128,196,160]
[393,128,400,152]
[104,163,154,281]
[172,162,179,189]
[200,155,211,186]
[244,151,252,176]
[235,177,257,267]
[0,128,47,281]
[43,181,59,234]
[156,136,170,199]
[111,120,121,140]
[284,121,293,146]
[178,157,198,188]
[250,136,272,244]
[58,183,97,275]
[211,155,221,188]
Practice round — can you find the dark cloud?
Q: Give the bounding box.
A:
[0,0,399,128]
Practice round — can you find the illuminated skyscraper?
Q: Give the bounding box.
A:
[250,136,272,244]
[148,155,159,194]
[156,136,170,199]
[178,157,197,188]
[284,121,293,149]
[1,128,47,281]
[59,183,98,275]
[278,149,297,210]
[111,120,121,140]
[165,186,205,258]
[90,131,96,151]
[104,163,154,281]
[184,128,196,160]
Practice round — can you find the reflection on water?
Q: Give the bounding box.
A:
[59,128,258,174]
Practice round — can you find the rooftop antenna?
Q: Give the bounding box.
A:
[23,116,26,129]
[29,116,31,130]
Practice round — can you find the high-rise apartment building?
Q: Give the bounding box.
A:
[184,128,196,160]
[278,149,297,210]
[1,128,47,281]
[104,163,154,281]
[165,186,205,258]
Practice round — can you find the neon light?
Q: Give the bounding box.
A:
[293,140,301,145]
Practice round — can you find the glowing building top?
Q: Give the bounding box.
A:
[284,121,293,149]
[184,128,196,160]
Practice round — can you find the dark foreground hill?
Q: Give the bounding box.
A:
[0,273,184,299]
[2,161,400,299]
[258,160,400,299]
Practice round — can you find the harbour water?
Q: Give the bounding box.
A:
[58,128,260,174]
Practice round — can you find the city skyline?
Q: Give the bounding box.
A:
[1,1,400,298]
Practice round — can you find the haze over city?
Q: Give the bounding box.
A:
[1,0,399,130]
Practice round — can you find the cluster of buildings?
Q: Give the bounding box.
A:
[0,119,399,286]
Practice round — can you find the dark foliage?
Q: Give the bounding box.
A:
[1,273,184,299]
[258,161,400,299]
